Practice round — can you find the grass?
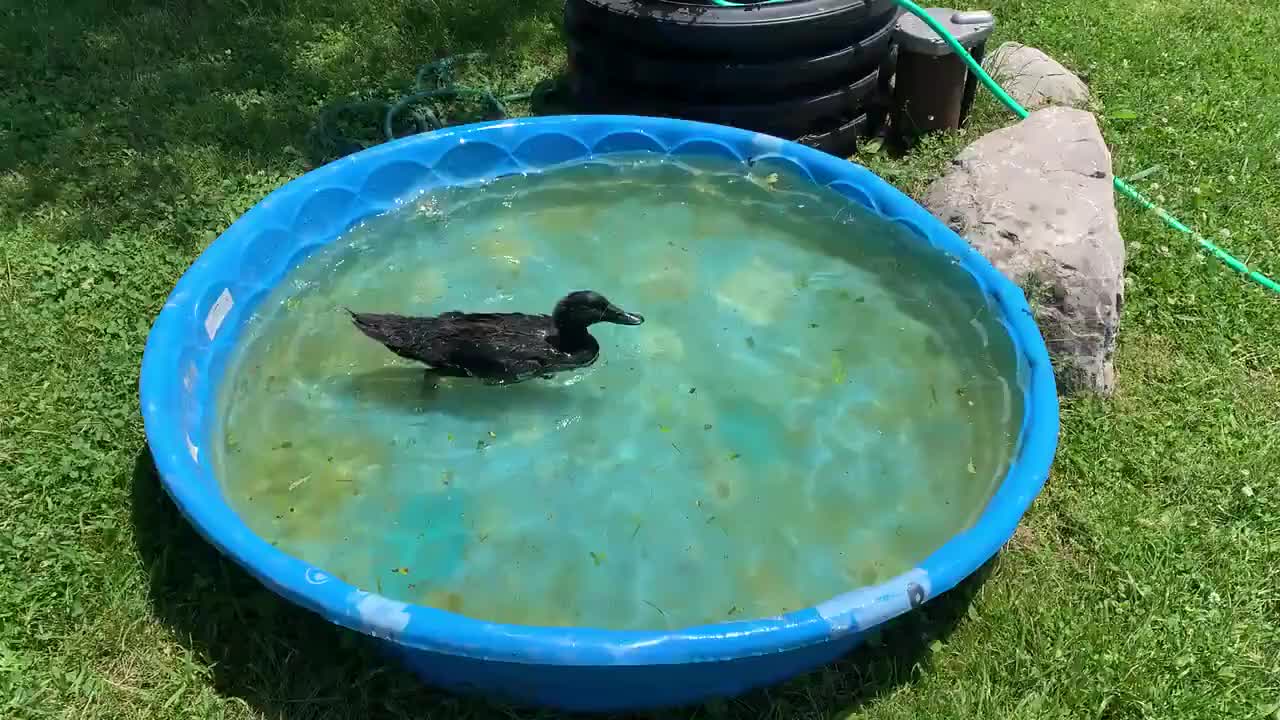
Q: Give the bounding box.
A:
[2,0,1279,717]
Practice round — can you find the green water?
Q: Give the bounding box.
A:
[212,155,1023,631]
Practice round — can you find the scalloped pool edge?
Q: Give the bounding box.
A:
[140,115,1058,707]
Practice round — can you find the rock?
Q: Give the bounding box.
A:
[983,42,1090,110]
[922,107,1124,396]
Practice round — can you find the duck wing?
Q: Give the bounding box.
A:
[349,309,559,381]
[444,337,557,382]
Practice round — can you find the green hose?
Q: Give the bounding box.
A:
[889,0,1279,294]
[712,0,1280,295]
[309,53,541,160]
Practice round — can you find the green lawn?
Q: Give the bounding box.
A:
[2,0,1279,718]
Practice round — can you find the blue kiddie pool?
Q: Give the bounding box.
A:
[140,115,1058,712]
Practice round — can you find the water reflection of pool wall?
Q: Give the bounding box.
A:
[141,116,1059,712]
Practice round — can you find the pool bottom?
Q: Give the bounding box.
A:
[212,154,1023,633]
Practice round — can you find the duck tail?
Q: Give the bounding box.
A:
[344,307,394,345]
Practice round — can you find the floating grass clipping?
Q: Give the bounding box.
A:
[831,353,847,386]
[643,600,666,617]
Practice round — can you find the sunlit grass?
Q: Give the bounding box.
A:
[1,0,1278,717]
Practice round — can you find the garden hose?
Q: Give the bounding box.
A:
[309,53,543,158]
[711,0,1280,295]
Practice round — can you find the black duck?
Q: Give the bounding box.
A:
[348,290,644,384]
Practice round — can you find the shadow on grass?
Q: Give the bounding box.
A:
[132,445,994,719]
[3,0,564,246]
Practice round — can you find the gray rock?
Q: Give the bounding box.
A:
[984,42,1090,110]
[922,107,1124,395]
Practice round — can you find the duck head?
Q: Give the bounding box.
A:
[553,290,645,330]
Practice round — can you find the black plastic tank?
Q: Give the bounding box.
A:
[564,0,901,157]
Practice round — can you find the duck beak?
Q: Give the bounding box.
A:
[605,304,645,326]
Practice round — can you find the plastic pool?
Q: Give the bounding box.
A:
[139,115,1059,712]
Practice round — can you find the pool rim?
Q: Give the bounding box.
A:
[140,114,1059,667]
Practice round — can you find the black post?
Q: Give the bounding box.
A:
[958,41,986,128]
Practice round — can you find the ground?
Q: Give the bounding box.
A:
[2,0,1278,718]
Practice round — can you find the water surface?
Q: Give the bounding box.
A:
[212,155,1024,631]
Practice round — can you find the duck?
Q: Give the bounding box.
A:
[347,290,644,384]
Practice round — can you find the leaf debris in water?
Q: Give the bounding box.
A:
[728,452,741,461]
[659,424,671,433]
[967,459,977,475]
[288,474,311,491]
[391,567,409,575]
[487,431,497,438]
[589,551,605,566]
[727,604,739,616]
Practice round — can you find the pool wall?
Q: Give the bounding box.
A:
[140,115,1059,711]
